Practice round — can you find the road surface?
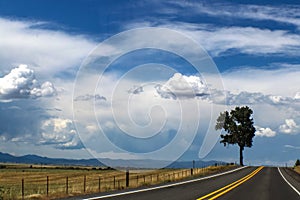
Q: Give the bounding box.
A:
[68,166,300,200]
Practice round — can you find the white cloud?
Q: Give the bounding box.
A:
[128,85,144,94]
[284,145,300,150]
[0,18,96,76]
[74,94,106,101]
[155,73,208,99]
[168,2,300,30]
[0,64,56,100]
[255,126,276,137]
[268,95,284,104]
[295,92,300,100]
[220,66,300,98]
[156,2,300,57]
[86,124,98,133]
[128,22,300,57]
[30,82,56,97]
[279,119,300,134]
[212,91,296,106]
[40,118,82,149]
[176,25,300,57]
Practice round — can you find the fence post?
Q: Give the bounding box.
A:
[98,177,101,192]
[193,160,195,169]
[126,170,129,187]
[83,175,86,193]
[66,176,68,194]
[22,179,24,200]
[113,176,116,189]
[46,176,49,196]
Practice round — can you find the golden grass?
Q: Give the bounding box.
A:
[0,164,235,200]
[294,166,300,174]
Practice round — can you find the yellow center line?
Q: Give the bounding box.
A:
[197,166,262,200]
[209,166,263,200]
[197,166,264,200]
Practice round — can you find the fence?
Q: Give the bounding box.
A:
[0,164,233,199]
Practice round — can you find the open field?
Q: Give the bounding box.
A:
[0,163,235,199]
[294,166,300,174]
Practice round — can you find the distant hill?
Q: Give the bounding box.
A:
[0,152,104,167]
[0,152,227,169]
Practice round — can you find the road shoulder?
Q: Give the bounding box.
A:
[278,167,300,195]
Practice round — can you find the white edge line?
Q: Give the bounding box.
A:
[85,166,248,200]
[277,167,300,196]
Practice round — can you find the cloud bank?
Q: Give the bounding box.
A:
[0,18,96,76]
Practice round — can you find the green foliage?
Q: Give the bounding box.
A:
[295,159,300,167]
[215,106,256,166]
[216,106,256,148]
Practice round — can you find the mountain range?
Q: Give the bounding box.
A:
[0,152,227,169]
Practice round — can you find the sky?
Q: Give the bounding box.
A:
[0,0,299,167]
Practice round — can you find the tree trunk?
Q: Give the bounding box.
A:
[239,146,244,166]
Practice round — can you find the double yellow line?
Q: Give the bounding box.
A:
[197,166,264,200]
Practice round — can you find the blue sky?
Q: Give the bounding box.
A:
[0,0,299,166]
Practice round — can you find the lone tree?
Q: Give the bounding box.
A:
[215,106,256,166]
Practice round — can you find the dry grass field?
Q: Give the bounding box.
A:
[0,163,235,200]
[294,166,300,174]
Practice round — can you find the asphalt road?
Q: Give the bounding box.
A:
[217,167,300,200]
[71,166,300,200]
